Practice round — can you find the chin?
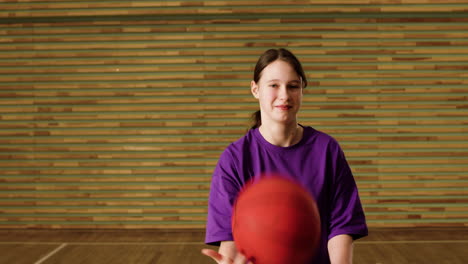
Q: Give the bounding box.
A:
[273,117,296,124]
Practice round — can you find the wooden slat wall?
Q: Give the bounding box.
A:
[0,0,467,229]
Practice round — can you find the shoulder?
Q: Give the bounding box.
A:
[302,126,341,150]
[217,129,257,164]
[222,129,257,155]
[213,130,258,190]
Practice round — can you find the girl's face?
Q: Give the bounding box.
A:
[251,60,303,126]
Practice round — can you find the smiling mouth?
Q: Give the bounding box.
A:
[276,105,292,110]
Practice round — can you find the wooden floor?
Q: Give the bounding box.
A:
[0,228,467,264]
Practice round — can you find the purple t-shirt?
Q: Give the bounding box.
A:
[205,125,368,263]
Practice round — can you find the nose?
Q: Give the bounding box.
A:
[278,85,289,101]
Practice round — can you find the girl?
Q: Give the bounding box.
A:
[202,48,368,264]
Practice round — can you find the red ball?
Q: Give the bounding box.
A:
[232,174,321,264]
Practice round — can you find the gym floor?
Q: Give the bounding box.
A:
[0,227,466,264]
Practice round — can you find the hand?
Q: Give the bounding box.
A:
[201,248,252,264]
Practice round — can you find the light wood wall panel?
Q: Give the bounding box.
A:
[0,0,467,228]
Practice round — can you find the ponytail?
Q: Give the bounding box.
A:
[251,110,262,129]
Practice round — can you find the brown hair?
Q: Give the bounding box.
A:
[251,48,308,129]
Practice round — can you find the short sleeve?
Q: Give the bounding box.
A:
[205,149,242,246]
[328,141,368,241]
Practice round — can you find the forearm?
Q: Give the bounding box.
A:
[328,234,354,264]
[219,241,237,260]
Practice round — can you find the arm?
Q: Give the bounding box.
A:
[328,234,353,264]
[219,241,237,259]
[327,140,367,263]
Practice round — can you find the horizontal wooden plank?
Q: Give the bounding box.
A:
[0,169,215,175]
[2,41,468,53]
[364,206,468,213]
[0,184,211,191]
[1,167,462,177]
[346,151,468,158]
[359,182,468,188]
[0,200,208,207]
[6,94,459,104]
[0,102,467,113]
[2,80,467,90]
[3,197,467,207]
[2,222,464,228]
[2,205,467,214]
[3,0,468,7]
[2,16,467,28]
[0,158,466,171]
[2,47,468,60]
[0,133,467,144]
[0,153,222,160]
[0,175,443,184]
[359,190,468,196]
[2,88,468,98]
[0,168,464,177]
[0,176,212,183]
[365,214,468,220]
[1,141,467,151]
[0,216,207,222]
[4,0,468,5]
[3,32,468,44]
[2,64,468,74]
[5,175,467,183]
[3,72,468,82]
[353,197,468,204]
[1,96,468,106]
[0,190,466,199]
[0,136,218,145]
[363,222,468,227]
[4,24,468,37]
[0,144,230,151]
[0,119,466,129]
[1,181,467,190]
[0,174,427,182]
[1,127,467,137]
[3,19,468,30]
[354,166,468,173]
[0,208,208,214]
[1,151,468,161]
[1,152,467,160]
[0,224,207,229]
[0,213,467,222]
[356,175,468,181]
[0,110,466,122]
[0,192,209,199]
[343,143,468,150]
[0,213,464,223]
[0,160,217,167]
[3,57,468,69]
[2,3,468,18]
[0,211,459,219]
[338,134,468,141]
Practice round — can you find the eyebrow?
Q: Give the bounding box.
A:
[266,79,301,83]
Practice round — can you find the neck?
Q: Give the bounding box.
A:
[259,120,303,147]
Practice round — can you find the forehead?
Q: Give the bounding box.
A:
[260,60,300,82]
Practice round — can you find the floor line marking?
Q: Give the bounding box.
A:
[33,243,67,264]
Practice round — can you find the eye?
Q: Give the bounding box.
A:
[288,85,300,89]
[269,84,279,88]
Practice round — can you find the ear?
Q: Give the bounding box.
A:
[251,80,259,99]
